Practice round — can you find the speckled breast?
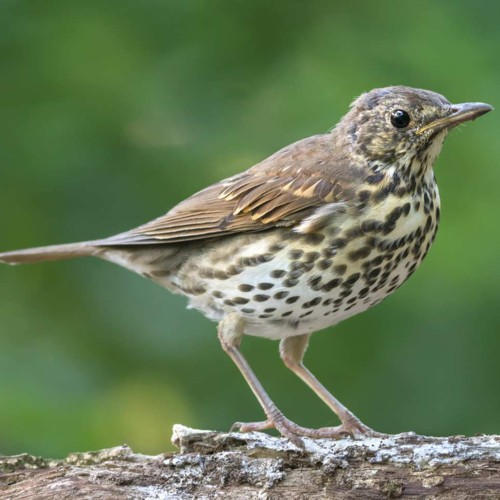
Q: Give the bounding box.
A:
[169,175,441,340]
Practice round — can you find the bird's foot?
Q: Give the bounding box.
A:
[233,413,386,448]
[336,416,387,439]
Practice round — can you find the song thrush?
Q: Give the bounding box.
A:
[0,86,492,446]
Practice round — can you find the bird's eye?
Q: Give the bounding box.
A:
[390,109,411,128]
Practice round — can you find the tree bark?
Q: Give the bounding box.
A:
[1,425,499,499]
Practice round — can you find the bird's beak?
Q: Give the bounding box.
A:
[417,102,493,135]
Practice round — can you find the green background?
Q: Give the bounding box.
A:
[0,0,499,458]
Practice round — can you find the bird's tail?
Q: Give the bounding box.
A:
[0,242,98,265]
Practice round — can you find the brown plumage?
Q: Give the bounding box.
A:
[104,134,359,244]
[0,86,492,446]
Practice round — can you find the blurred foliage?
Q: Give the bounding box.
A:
[0,0,499,458]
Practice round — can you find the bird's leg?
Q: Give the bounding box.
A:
[218,314,309,446]
[279,334,386,438]
[218,314,378,445]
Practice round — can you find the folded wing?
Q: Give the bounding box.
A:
[100,134,361,245]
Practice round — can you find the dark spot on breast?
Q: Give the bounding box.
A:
[387,206,403,223]
[304,251,321,262]
[425,215,433,232]
[201,268,215,279]
[281,311,293,317]
[345,227,363,239]
[330,238,347,249]
[238,284,254,292]
[348,246,372,261]
[327,226,342,238]
[366,172,385,184]
[289,249,304,259]
[258,253,274,263]
[362,255,384,270]
[189,285,206,295]
[212,291,224,298]
[270,270,286,279]
[288,269,304,279]
[383,207,403,235]
[239,257,252,267]
[149,270,170,278]
[323,278,343,291]
[317,259,332,270]
[253,294,270,302]
[377,239,390,251]
[257,282,274,290]
[389,238,405,251]
[343,273,361,287]
[290,261,305,271]
[264,307,276,313]
[374,186,391,202]
[302,297,321,308]
[303,233,325,245]
[241,308,255,314]
[361,219,382,233]
[299,310,314,318]
[233,297,250,305]
[396,186,408,197]
[274,291,289,300]
[307,275,322,287]
[303,262,315,272]
[269,243,285,253]
[286,296,300,304]
[226,265,242,276]
[358,190,371,202]
[382,223,396,235]
[333,264,347,275]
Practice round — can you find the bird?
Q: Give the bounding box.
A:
[0,86,492,446]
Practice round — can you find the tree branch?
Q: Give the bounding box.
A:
[1,425,500,498]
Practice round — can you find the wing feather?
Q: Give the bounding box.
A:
[99,134,362,246]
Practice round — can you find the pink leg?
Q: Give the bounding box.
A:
[279,334,385,437]
[218,314,383,446]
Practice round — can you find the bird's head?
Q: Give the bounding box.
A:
[340,86,492,171]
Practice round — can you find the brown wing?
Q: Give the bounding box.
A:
[100,134,362,245]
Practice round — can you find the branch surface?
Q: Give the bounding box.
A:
[1,425,500,498]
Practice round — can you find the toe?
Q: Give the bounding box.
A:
[232,419,274,433]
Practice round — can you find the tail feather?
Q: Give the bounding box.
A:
[0,242,97,265]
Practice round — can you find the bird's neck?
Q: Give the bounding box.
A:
[394,131,447,184]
